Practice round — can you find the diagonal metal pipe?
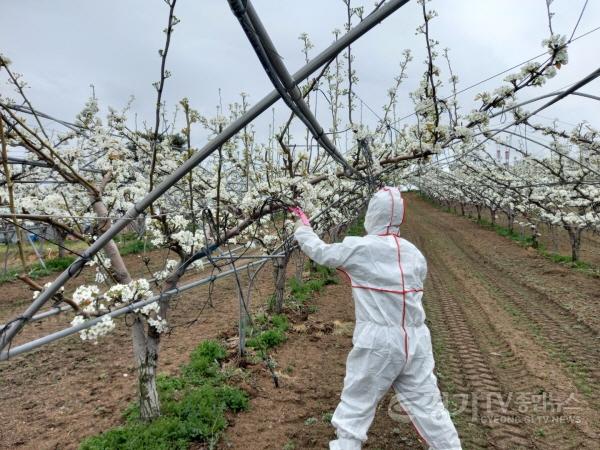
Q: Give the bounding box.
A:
[228,0,372,176]
[488,91,600,120]
[0,0,411,352]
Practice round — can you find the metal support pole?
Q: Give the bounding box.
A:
[27,234,46,270]
[238,285,247,358]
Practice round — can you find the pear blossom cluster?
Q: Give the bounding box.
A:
[413,127,600,261]
[66,278,167,341]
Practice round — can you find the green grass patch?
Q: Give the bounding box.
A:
[477,219,598,275]
[119,239,148,256]
[0,268,18,284]
[546,252,575,264]
[80,340,248,450]
[247,314,289,350]
[476,218,536,247]
[289,278,322,303]
[28,256,76,278]
[539,250,596,272]
[247,265,338,361]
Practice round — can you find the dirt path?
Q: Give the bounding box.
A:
[404,195,599,448]
[1,193,598,449]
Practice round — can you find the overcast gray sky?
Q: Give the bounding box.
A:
[1,0,599,156]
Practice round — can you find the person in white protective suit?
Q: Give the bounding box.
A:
[293,187,462,450]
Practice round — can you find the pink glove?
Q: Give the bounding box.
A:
[289,206,310,226]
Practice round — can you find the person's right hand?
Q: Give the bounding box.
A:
[289,206,311,226]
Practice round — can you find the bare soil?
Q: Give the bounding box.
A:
[1,193,599,449]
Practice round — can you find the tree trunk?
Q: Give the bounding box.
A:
[460,203,465,216]
[476,205,482,222]
[531,224,539,249]
[92,200,131,282]
[550,225,559,253]
[132,317,161,420]
[56,228,67,258]
[329,226,339,242]
[238,287,248,357]
[295,250,305,282]
[272,253,289,314]
[567,227,582,262]
[490,208,496,227]
[507,211,515,233]
[92,198,161,421]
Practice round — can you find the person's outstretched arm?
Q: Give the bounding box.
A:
[294,225,361,269]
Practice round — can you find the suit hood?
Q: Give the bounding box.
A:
[364,187,405,235]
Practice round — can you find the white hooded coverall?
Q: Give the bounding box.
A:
[294,187,461,450]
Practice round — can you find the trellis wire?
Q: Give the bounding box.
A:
[0,156,103,174]
[387,24,600,128]
[0,103,84,133]
[406,67,600,178]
